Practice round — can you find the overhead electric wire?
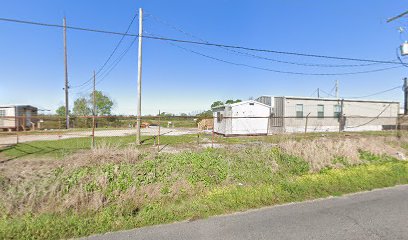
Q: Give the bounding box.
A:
[154,36,403,76]
[77,36,138,94]
[71,12,138,89]
[0,17,405,66]
[345,104,391,129]
[319,89,337,97]
[343,86,402,99]
[145,12,397,68]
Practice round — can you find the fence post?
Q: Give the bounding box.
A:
[304,113,310,134]
[212,127,214,148]
[157,110,161,152]
[397,115,402,139]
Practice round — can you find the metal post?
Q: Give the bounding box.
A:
[157,110,161,152]
[404,78,408,115]
[92,70,96,148]
[339,99,345,132]
[305,113,310,133]
[397,115,401,138]
[136,8,143,145]
[63,17,70,129]
[212,126,214,148]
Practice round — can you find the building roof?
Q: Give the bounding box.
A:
[212,100,270,110]
[0,105,38,109]
[275,96,400,104]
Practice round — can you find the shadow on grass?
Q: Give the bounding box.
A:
[0,143,68,164]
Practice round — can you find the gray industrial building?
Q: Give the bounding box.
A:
[256,96,400,134]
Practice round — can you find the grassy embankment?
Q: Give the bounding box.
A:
[1,135,408,239]
[1,130,404,160]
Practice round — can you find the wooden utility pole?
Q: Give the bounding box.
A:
[92,70,96,148]
[136,8,143,145]
[63,17,70,129]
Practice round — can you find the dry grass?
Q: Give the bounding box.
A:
[1,134,407,218]
[279,136,407,171]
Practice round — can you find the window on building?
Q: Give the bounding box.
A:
[334,104,341,118]
[0,110,5,117]
[216,112,224,122]
[317,105,324,118]
[296,104,303,118]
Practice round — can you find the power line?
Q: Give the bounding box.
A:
[319,89,337,97]
[158,38,403,76]
[71,12,138,89]
[146,12,396,68]
[77,36,138,94]
[343,86,402,99]
[345,104,391,128]
[0,17,404,65]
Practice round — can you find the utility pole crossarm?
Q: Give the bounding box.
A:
[387,10,408,23]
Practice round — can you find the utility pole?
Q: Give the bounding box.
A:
[136,8,143,145]
[404,78,408,115]
[335,80,339,99]
[92,70,96,148]
[317,88,320,98]
[63,17,69,129]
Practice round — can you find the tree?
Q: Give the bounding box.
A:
[73,97,91,116]
[225,99,242,104]
[93,91,114,116]
[211,101,224,108]
[72,91,114,117]
[55,106,66,116]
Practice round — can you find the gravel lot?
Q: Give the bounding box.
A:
[0,127,200,145]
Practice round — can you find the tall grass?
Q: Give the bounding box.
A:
[0,135,407,239]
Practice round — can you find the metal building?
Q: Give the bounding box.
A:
[0,105,38,131]
[268,96,400,133]
[212,100,270,136]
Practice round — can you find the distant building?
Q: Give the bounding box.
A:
[212,100,270,136]
[212,96,400,136]
[0,105,38,131]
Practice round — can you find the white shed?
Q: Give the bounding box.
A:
[212,100,271,136]
[0,105,38,131]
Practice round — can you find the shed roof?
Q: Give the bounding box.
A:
[212,100,270,111]
[0,105,38,110]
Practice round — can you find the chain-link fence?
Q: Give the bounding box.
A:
[1,114,407,161]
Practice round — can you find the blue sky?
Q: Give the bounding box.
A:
[0,0,407,115]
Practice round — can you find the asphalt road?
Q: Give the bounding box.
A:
[84,185,408,240]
